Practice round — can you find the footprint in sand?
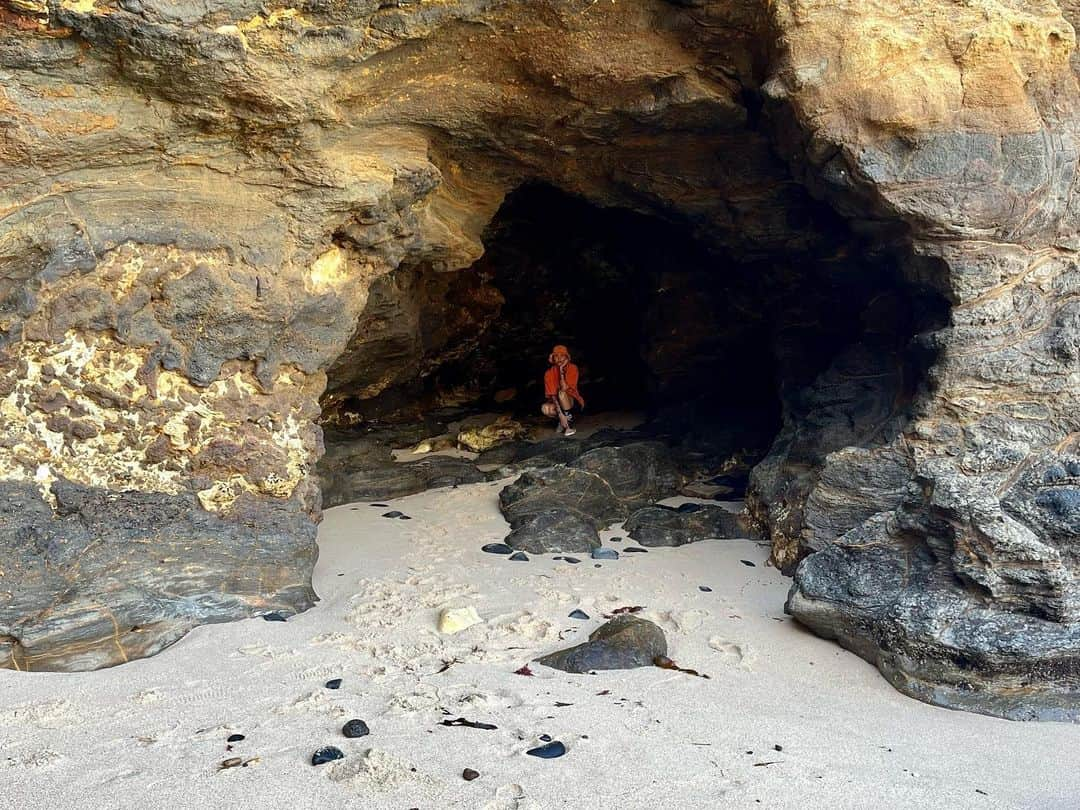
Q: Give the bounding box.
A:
[672,608,710,633]
[328,748,441,792]
[272,690,347,718]
[483,783,527,810]
[130,688,164,705]
[2,749,63,769]
[0,699,74,729]
[708,637,750,667]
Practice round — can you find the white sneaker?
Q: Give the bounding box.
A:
[564,428,576,437]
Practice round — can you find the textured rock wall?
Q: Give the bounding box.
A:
[760,0,1080,719]
[1,0,1078,722]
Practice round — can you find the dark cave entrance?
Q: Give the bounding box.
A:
[319,182,947,503]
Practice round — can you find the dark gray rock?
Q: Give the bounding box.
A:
[342,719,370,738]
[591,547,619,560]
[318,432,489,507]
[499,468,626,531]
[624,504,759,547]
[787,515,1080,722]
[311,746,345,766]
[0,479,316,672]
[536,615,667,673]
[568,442,686,512]
[504,510,601,555]
[526,741,567,759]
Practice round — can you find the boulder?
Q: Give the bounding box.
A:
[504,510,601,555]
[499,468,626,531]
[624,504,759,547]
[537,615,667,673]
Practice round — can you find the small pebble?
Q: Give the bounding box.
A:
[227,734,245,743]
[740,559,756,567]
[342,719,370,738]
[526,741,566,759]
[594,564,601,568]
[325,678,342,689]
[699,586,713,593]
[311,746,345,766]
[563,556,581,564]
[462,768,480,781]
[509,552,529,562]
[592,548,619,560]
[399,515,412,520]
[261,612,287,622]
[609,537,623,542]
[624,547,648,553]
[481,543,513,555]
[370,503,389,507]
[539,734,552,742]
[677,503,703,514]
[568,609,590,620]
[382,510,404,518]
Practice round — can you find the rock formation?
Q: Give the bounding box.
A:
[1,0,1078,722]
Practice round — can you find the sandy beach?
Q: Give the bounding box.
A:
[2,479,1077,810]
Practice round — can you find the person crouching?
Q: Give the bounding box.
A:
[542,344,585,436]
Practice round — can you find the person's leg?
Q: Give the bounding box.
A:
[542,402,568,432]
[557,391,573,412]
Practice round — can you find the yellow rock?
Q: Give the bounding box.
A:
[437,606,482,635]
[456,417,526,453]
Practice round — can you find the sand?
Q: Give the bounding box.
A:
[2,479,1078,809]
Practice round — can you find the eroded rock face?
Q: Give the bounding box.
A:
[1,0,1078,722]
[758,0,1080,719]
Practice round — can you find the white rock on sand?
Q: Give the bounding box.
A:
[2,480,1079,809]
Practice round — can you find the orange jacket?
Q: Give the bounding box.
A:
[544,363,584,407]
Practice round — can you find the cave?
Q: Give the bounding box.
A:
[4,9,1080,794]
[317,181,947,556]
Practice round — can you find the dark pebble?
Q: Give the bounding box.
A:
[568,609,590,620]
[261,612,287,622]
[699,586,713,592]
[227,734,245,743]
[539,734,552,742]
[624,547,648,553]
[609,537,623,542]
[509,552,529,561]
[563,557,581,564]
[325,678,342,689]
[399,515,412,520]
[311,746,345,766]
[677,503,703,514]
[462,768,480,781]
[382,511,405,519]
[342,719,370,738]
[526,741,566,759]
[774,744,783,751]
[481,543,513,555]
[740,559,756,567]
[370,503,389,507]
[592,547,619,560]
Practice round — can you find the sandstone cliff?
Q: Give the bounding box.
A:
[1,0,1077,721]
